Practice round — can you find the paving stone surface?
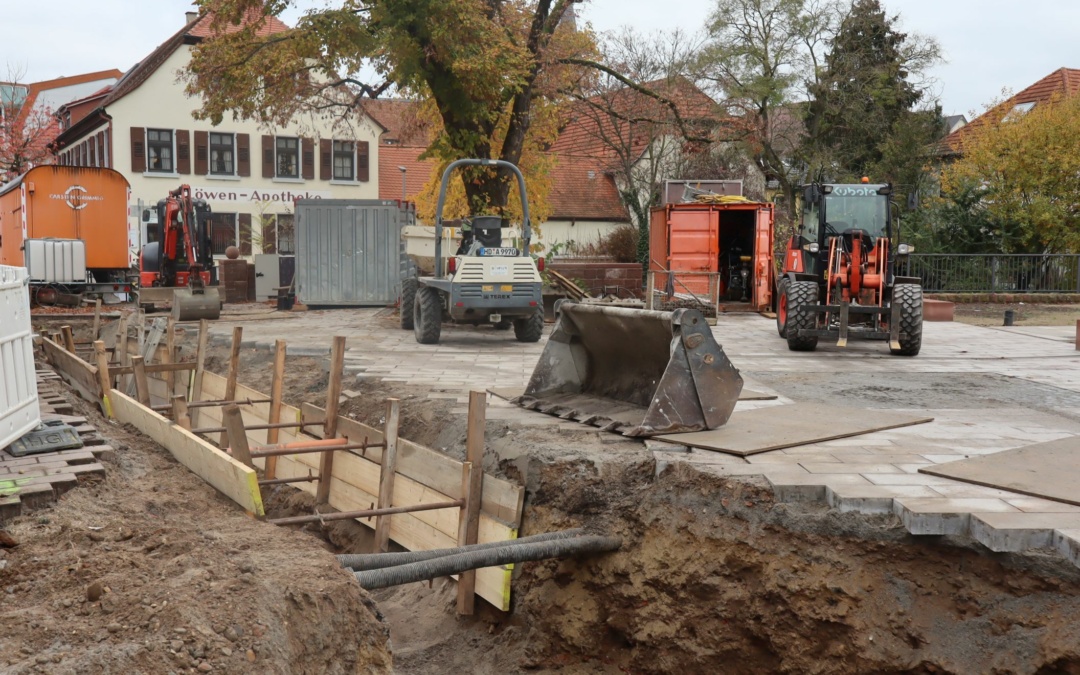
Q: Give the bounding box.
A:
[208,307,1080,565]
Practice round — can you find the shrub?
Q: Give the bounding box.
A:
[598,225,639,263]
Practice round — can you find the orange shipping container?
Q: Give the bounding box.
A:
[0,166,131,273]
[649,202,775,312]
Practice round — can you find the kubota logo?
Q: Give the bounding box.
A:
[49,185,106,210]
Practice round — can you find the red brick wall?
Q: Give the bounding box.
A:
[548,261,643,298]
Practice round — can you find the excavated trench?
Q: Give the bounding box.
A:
[189,337,1080,673]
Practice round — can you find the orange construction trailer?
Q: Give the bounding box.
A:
[0,166,133,300]
[648,200,775,313]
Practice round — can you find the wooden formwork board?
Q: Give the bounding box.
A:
[196,371,521,610]
[41,337,101,405]
[110,390,264,516]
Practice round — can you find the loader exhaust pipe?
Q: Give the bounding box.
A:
[515,301,743,436]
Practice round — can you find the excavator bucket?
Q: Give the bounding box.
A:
[172,287,221,321]
[514,302,743,437]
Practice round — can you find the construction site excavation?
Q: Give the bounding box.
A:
[2,284,1079,674]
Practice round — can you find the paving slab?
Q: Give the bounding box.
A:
[893,497,1019,536]
[969,512,1080,552]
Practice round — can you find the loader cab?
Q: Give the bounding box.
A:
[797,183,891,276]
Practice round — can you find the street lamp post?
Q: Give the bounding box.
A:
[397,165,407,202]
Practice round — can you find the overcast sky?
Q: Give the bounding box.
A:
[3,0,1078,118]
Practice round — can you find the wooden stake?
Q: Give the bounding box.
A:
[189,319,210,426]
[171,395,191,431]
[60,325,77,353]
[116,312,130,390]
[218,326,243,449]
[92,340,113,419]
[131,355,151,406]
[373,398,401,553]
[91,298,102,340]
[264,340,287,480]
[456,390,486,615]
[222,404,254,468]
[316,336,346,504]
[164,317,176,396]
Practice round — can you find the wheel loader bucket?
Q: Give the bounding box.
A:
[172,287,222,321]
[515,302,743,437]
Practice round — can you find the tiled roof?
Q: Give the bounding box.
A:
[939,67,1080,155]
[99,11,290,109]
[364,99,431,146]
[377,145,438,201]
[547,155,628,222]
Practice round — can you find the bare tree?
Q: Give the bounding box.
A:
[560,27,729,262]
[0,64,55,182]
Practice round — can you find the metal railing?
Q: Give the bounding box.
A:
[899,254,1080,293]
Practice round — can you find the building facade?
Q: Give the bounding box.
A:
[52,13,382,264]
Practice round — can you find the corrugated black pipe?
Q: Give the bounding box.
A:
[354,535,622,590]
[337,528,587,572]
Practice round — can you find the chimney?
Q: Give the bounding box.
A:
[185,11,198,25]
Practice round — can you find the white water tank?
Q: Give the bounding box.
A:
[25,239,87,284]
[0,266,39,449]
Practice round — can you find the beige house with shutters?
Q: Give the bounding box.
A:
[52,10,382,263]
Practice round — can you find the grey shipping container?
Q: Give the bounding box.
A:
[294,200,413,306]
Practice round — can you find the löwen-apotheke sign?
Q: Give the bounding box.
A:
[191,186,332,203]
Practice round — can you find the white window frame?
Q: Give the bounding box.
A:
[145,128,176,174]
[275,136,300,179]
[209,132,236,176]
[332,140,356,182]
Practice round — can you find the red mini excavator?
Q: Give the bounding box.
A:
[137,185,221,320]
[775,179,923,355]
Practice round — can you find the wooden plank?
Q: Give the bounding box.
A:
[41,337,100,403]
[921,437,1080,506]
[92,340,113,419]
[223,405,255,468]
[457,391,486,615]
[300,402,523,525]
[91,299,102,340]
[219,326,243,448]
[373,398,400,553]
[165,317,176,395]
[61,325,77,353]
[172,396,191,431]
[317,336,346,504]
[111,390,264,516]
[189,319,210,427]
[116,312,131,391]
[655,403,934,456]
[109,362,197,376]
[265,340,287,480]
[132,356,151,406]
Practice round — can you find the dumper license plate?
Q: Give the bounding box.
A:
[481,247,519,256]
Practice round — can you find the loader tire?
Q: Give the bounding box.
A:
[413,286,443,344]
[785,280,819,352]
[890,284,923,357]
[776,278,790,337]
[513,308,544,343]
[400,277,417,330]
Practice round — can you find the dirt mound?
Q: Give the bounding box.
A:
[0,380,392,674]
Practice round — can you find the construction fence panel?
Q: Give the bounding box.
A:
[901,254,1080,293]
[645,270,722,316]
[0,266,40,449]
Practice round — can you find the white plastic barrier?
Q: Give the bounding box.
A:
[0,266,39,449]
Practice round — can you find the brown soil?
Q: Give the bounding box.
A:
[0,365,392,674]
[953,302,1080,327]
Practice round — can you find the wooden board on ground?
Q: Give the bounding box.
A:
[655,403,933,456]
[920,437,1080,506]
[486,386,776,403]
[110,390,264,516]
[41,338,101,404]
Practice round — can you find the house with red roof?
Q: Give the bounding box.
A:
[52,10,384,261]
[1,70,121,182]
[938,67,1080,157]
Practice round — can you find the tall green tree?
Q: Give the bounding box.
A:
[186,0,592,215]
[804,0,942,195]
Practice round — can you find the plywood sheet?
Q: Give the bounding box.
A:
[655,403,933,456]
[921,437,1080,506]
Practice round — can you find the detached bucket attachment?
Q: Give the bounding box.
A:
[172,287,222,321]
[515,302,742,436]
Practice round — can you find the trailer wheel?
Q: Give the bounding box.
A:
[776,278,790,337]
[785,281,819,352]
[400,277,417,330]
[890,284,923,356]
[513,308,544,343]
[413,286,443,344]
